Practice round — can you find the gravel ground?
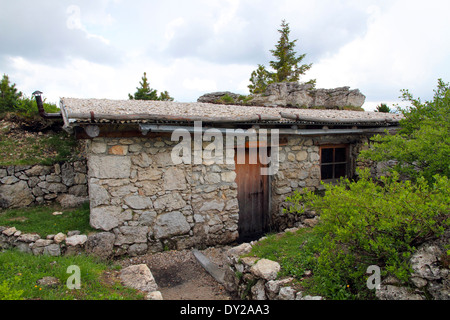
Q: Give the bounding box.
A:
[118,247,235,300]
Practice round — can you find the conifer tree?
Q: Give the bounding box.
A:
[128,72,173,101]
[0,74,22,113]
[248,20,313,94]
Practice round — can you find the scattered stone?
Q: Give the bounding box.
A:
[250,259,280,281]
[67,230,81,237]
[146,291,163,300]
[119,264,158,293]
[2,227,17,236]
[53,232,66,244]
[17,233,40,243]
[65,234,87,246]
[278,286,296,300]
[33,239,53,247]
[37,276,60,288]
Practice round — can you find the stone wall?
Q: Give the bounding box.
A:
[0,161,88,209]
[271,134,371,230]
[86,135,240,256]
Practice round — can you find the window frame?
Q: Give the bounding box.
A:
[319,144,350,182]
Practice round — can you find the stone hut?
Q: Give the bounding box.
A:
[58,98,402,256]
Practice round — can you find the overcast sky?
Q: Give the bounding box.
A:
[1,0,449,111]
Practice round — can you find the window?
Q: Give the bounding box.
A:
[320,145,349,181]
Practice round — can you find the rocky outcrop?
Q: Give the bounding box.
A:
[251,82,366,109]
[376,229,450,300]
[197,82,366,109]
[197,91,243,104]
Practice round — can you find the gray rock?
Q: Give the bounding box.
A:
[251,280,267,300]
[124,195,153,210]
[227,243,252,263]
[17,233,40,243]
[44,244,61,256]
[57,194,88,208]
[88,155,131,179]
[25,165,52,177]
[1,176,19,185]
[33,239,54,247]
[115,226,148,245]
[250,259,280,281]
[146,291,163,300]
[2,227,17,237]
[163,167,186,191]
[410,245,443,281]
[0,180,34,208]
[197,91,242,104]
[250,82,366,108]
[37,276,60,288]
[128,243,148,256]
[278,286,296,300]
[376,285,424,300]
[66,235,87,246]
[154,211,190,239]
[153,193,186,211]
[68,185,88,197]
[266,278,294,299]
[53,232,66,244]
[89,183,110,207]
[119,264,158,293]
[90,206,121,231]
[85,232,116,260]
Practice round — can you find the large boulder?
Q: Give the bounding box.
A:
[197,83,366,109]
[0,180,34,208]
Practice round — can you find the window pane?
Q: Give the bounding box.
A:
[335,164,347,178]
[321,148,333,163]
[321,164,333,180]
[335,148,347,162]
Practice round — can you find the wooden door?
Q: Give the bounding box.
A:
[234,148,270,242]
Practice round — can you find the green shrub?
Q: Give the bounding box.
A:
[284,169,450,297]
[0,277,24,300]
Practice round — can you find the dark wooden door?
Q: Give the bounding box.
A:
[235,148,270,242]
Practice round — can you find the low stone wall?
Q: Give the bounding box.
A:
[0,225,115,260]
[0,161,88,209]
[223,228,323,300]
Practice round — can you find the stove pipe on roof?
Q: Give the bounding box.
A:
[32,90,62,119]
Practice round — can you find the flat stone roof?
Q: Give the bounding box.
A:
[60,98,403,126]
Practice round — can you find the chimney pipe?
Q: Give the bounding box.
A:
[32,91,62,119]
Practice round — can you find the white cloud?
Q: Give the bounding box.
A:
[1,0,449,108]
[183,77,217,92]
[308,0,450,109]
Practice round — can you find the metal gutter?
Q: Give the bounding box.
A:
[139,124,397,136]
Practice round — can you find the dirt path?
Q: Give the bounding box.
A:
[119,247,235,300]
